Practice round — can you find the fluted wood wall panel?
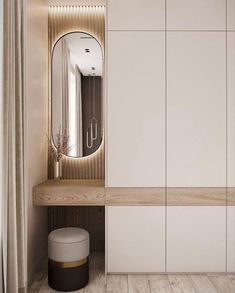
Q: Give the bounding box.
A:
[48,5,105,180]
[48,206,105,252]
[48,6,105,251]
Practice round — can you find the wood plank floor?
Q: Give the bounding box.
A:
[28,253,235,293]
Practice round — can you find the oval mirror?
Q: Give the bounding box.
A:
[51,32,103,158]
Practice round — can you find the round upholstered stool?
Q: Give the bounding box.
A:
[48,227,89,292]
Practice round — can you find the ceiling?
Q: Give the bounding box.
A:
[64,32,103,76]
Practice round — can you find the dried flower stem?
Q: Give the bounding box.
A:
[49,126,73,162]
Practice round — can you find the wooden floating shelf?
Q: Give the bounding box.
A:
[33,180,106,206]
[33,180,231,206]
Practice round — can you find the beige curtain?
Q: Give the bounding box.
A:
[62,38,69,136]
[0,0,3,291]
[76,65,83,157]
[2,0,27,292]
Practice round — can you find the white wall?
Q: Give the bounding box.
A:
[24,0,48,283]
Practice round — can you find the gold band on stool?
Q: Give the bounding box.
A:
[50,257,87,268]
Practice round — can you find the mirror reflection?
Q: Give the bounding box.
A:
[52,32,103,158]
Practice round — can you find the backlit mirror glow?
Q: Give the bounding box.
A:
[51,32,103,158]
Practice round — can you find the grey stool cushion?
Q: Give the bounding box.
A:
[48,228,89,262]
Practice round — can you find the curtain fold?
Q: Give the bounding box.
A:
[61,38,69,137]
[75,65,83,157]
[0,0,3,292]
[2,0,27,292]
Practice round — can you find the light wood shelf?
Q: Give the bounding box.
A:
[33,180,229,206]
[33,180,105,206]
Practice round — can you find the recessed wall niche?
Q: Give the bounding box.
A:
[48,5,105,252]
[48,206,105,252]
[48,5,105,179]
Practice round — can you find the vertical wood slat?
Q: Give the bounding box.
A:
[48,6,105,252]
[48,206,105,252]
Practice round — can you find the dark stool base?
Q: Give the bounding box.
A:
[48,258,89,292]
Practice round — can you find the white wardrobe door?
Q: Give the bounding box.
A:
[227,32,235,187]
[227,207,235,272]
[107,0,165,31]
[167,206,226,272]
[227,0,235,31]
[167,32,226,187]
[227,32,235,272]
[107,206,165,273]
[167,0,226,30]
[107,32,165,187]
